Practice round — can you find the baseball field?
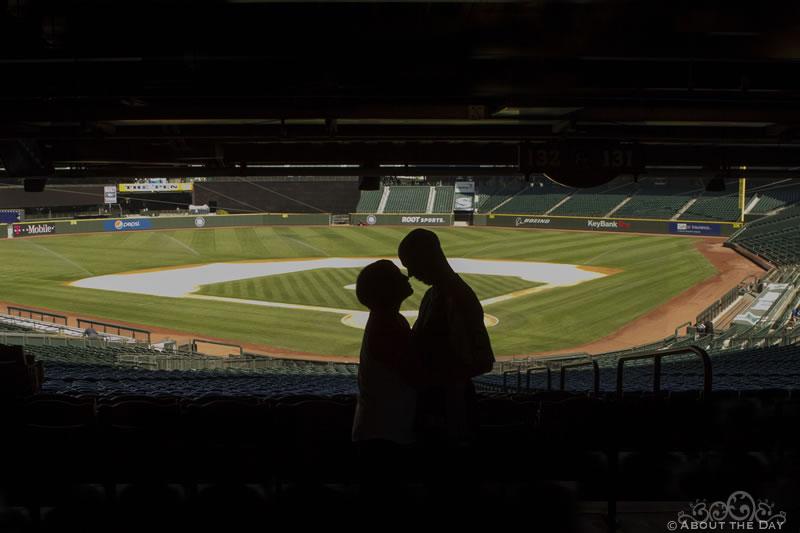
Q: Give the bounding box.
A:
[0,225,720,357]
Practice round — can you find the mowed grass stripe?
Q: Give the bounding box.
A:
[310,268,345,308]
[195,268,543,313]
[192,228,216,255]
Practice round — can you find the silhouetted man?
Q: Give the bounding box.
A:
[398,228,495,446]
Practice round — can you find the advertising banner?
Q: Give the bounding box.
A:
[119,183,193,192]
[12,222,57,237]
[513,217,553,227]
[351,213,452,226]
[475,214,739,236]
[669,222,721,236]
[104,186,117,204]
[103,219,153,232]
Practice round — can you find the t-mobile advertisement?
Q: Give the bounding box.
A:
[13,223,57,237]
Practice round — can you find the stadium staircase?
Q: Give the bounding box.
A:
[476,180,527,213]
[488,185,527,213]
[376,186,391,213]
[545,192,573,214]
[355,186,383,213]
[604,196,631,217]
[550,185,635,217]
[671,197,696,220]
[492,180,573,215]
[425,186,435,213]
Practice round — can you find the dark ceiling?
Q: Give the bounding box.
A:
[2,0,800,185]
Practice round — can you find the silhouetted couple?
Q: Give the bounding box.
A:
[352,228,495,505]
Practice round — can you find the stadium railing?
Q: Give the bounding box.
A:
[6,306,67,325]
[76,319,151,343]
[615,346,711,396]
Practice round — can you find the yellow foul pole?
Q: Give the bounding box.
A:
[739,171,746,223]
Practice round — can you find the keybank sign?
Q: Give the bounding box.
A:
[587,220,631,229]
[103,219,152,232]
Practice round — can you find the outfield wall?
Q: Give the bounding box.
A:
[350,213,453,226]
[473,214,741,237]
[5,213,330,238]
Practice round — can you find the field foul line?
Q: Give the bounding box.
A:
[186,278,596,329]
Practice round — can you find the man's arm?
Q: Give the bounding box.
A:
[447,290,495,379]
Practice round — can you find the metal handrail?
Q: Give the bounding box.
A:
[559,359,600,395]
[7,306,68,325]
[526,366,553,391]
[76,319,151,343]
[502,369,521,393]
[673,321,692,342]
[616,345,711,396]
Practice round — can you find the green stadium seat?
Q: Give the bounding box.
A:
[382,186,430,213]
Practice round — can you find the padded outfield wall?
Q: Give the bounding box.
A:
[2,213,330,239]
[350,213,453,226]
[2,211,740,239]
[473,213,741,237]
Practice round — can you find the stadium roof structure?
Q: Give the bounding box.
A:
[2,0,800,187]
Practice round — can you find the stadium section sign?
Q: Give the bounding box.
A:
[103,219,153,232]
[669,222,721,236]
[12,223,57,237]
[119,183,193,192]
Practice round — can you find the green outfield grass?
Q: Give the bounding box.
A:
[0,226,718,356]
[195,267,543,311]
